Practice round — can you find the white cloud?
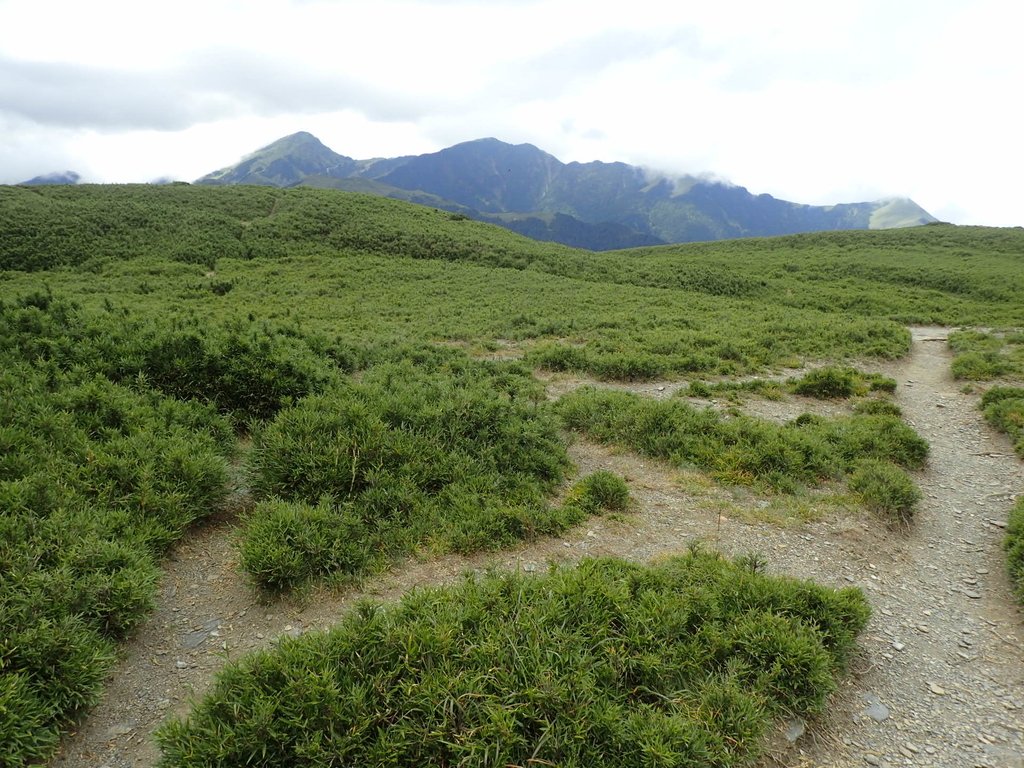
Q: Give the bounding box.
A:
[0,0,1021,225]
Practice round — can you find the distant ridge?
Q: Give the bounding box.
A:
[20,170,81,186]
[196,134,937,248]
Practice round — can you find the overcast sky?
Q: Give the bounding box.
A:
[1,0,1021,225]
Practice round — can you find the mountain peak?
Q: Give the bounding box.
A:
[196,132,355,187]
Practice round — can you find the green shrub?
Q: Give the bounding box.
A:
[686,381,713,398]
[853,398,903,417]
[788,367,896,399]
[1006,496,1024,602]
[951,351,1011,380]
[949,329,1024,381]
[242,361,574,588]
[157,553,870,768]
[848,459,921,522]
[791,367,858,398]
[981,386,1024,458]
[557,387,928,492]
[239,499,374,590]
[566,471,631,513]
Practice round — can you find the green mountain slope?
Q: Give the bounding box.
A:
[197,131,357,186]
[196,134,937,248]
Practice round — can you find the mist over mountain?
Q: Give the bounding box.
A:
[20,170,81,185]
[196,132,936,248]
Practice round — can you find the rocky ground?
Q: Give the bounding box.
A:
[51,328,1024,768]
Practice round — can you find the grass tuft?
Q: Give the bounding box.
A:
[1005,496,1024,603]
[848,459,921,523]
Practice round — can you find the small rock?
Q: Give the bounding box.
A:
[904,742,920,753]
[963,590,982,599]
[106,722,134,737]
[175,660,188,669]
[862,694,890,723]
[892,641,906,652]
[928,682,946,695]
[864,754,881,766]
[785,718,806,742]
[988,519,1008,528]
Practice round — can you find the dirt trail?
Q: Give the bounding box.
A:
[52,329,1024,768]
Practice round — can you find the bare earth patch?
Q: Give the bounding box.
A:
[51,328,1024,768]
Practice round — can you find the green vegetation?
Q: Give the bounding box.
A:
[848,460,921,523]
[0,297,233,763]
[980,387,1024,458]
[1006,496,1024,602]
[949,329,1024,380]
[157,552,870,768]
[241,358,578,589]
[558,387,927,495]
[789,367,896,399]
[4,186,1024,386]
[681,367,896,403]
[3,183,1023,763]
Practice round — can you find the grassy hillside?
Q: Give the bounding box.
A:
[3,185,1022,381]
[1,183,1021,765]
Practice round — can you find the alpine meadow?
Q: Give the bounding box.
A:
[2,183,1023,767]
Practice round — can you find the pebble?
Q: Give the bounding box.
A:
[864,754,881,766]
[963,590,982,599]
[928,682,947,695]
[892,641,905,651]
[175,660,188,669]
[785,718,806,742]
[862,693,890,723]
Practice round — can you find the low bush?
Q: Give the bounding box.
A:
[1006,496,1024,602]
[242,359,574,588]
[848,459,921,523]
[790,367,897,399]
[157,552,870,768]
[980,386,1024,458]
[566,470,631,513]
[853,398,903,417]
[557,387,927,493]
[680,378,785,402]
[949,329,1024,381]
[791,367,858,398]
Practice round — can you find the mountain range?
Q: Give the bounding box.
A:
[195,132,936,249]
[22,133,938,249]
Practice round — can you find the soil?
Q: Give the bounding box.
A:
[51,327,1024,768]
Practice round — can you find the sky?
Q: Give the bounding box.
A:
[1,0,1021,226]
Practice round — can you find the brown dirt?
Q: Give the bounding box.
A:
[51,328,1024,768]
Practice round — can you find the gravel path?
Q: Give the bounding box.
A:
[51,328,1024,768]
